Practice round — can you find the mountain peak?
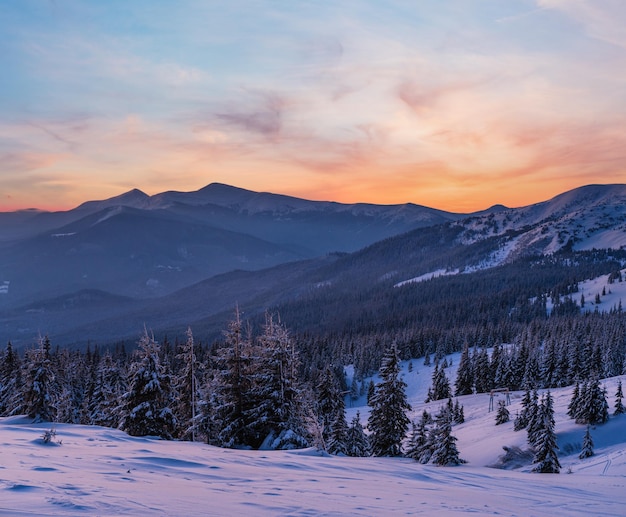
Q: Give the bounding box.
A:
[76,188,150,211]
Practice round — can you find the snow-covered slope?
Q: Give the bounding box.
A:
[457,184,626,261]
[3,351,626,516]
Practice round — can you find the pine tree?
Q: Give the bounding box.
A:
[431,408,464,466]
[88,352,126,428]
[119,328,176,439]
[532,391,560,473]
[495,399,510,425]
[614,380,625,415]
[575,377,609,425]
[455,343,474,396]
[345,411,370,457]
[429,362,451,401]
[453,400,465,424]
[327,408,349,456]
[316,367,344,445]
[23,336,57,423]
[0,342,22,416]
[526,389,541,448]
[368,342,411,457]
[514,387,532,431]
[174,327,201,441]
[245,313,306,449]
[579,425,594,459]
[567,382,581,419]
[212,307,254,447]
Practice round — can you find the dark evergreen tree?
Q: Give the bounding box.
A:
[526,389,541,448]
[474,348,491,393]
[532,391,560,473]
[88,352,126,428]
[495,399,510,425]
[0,342,22,416]
[345,411,370,457]
[327,408,349,456]
[368,342,411,457]
[455,342,473,396]
[174,327,201,441]
[431,408,464,466]
[212,307,254,447]
[514,387,532,431]
[366,379,375,405]
[429,362,451,401]
[453,399,465,424]
[245,313,306,449]
[23,336,57,423]
[316,366,344,446]
[575,376,609,425]
[579,425,594,459]
[119,328,176,439]
[567,382,581,419]
[614,380,625,416]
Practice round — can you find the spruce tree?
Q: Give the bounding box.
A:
[431,408,464,466]
[23,336,57,423]
[368,342,411,457]
[495,399,510,425]
[316,366,343,445]
[345,411,370,457]
[88,352,125,428]
[526,389,541,448]
[327,409,349,456]
[0,342,22,416]
[531,391,560,474]
[514,387,532,431]
[614,380,625,416]
[119,328,176,439]
[579,425,594,459]
[212,307,254,447]
[245,313,306,449]
[453,400,465,424]
[455,343,474,396]
[174,327,201,441]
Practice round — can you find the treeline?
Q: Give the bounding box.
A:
[282,250,626,379]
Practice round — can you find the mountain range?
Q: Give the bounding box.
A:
[1,182,625,348]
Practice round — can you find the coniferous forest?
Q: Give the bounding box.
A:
[0,246,624,464]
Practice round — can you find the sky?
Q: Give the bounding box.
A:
[1,0,625,213]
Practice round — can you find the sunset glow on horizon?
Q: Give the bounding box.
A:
[1,1,625,213]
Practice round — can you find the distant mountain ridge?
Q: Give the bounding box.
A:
[1,182,625,348]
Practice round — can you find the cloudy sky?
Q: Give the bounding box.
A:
[1,0,625,212]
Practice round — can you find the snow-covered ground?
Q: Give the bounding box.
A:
[2,352,626,516]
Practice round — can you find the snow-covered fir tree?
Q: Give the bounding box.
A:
[431,407,464,466]
[87,351,126,428]
[211,307,255,448]
[526,389,541,448]
[0,342,22,416]
[572,376,609,425]
[368,342,411,457]
[514,387,532,431]
[453,399,465,424]
[532,391,561,474]
[23,336,57,423]
[427,361,451,402]
[495,399,510,425]
[614,380,625,416]
[173,327,201,441]
[244,313,307,449]
[326,407,349,455]
[454,343,473,396]
[118,328,176,439]
[345,411,370,457]
[316,366,345,446]
[579,425,594,459]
